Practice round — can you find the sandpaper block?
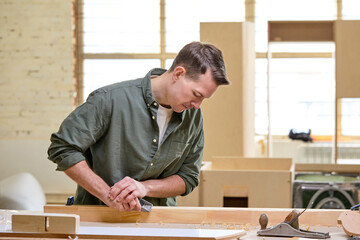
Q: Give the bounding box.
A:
[12,213,80,234]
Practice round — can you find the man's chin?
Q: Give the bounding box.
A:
[173,108,185,113]
[172,106,187,113]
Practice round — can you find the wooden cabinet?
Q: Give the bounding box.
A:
[199,22,256,161]
[200,157,293,208]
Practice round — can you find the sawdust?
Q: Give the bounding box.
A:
[135,219,141,226]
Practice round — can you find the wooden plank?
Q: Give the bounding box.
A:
[201,170,292,208]
[12,213,79,234]
[200,22,255,160]
[0,226,246,240]
[12,215,45,233]
[268,21,334,42]
[335,20,360,98]
[199,157,293,208]
[256,52,333,58]
[210,157,292,171]
[223,185,248,197]
[295,163,360,174]
[44,205,345,227]
[78,227,245,240]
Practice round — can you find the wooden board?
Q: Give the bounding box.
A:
[210,157,293,171]
[12,213,79,234]
[335,20,360,98]
[44,205,345,227]
[295,163,360,174]
[268,21,334,42]
[200,22,255,161]
[200,157,293,208]
[0,226,246,240]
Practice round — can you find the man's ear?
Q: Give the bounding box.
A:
[172,66,186,82]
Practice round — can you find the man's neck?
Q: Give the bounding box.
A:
[151,71,171,108]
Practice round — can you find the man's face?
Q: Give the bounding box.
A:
[168,67,218,113]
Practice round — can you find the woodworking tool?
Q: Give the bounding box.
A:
[348,236,360,240]
[257,209,330,239]
[138,198,153,212]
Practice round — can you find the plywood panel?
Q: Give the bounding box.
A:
[2,226,246,240]
[199,157,293,208]
[210,157,292,171]
[295,163,360,173]
[201,170,292,208]
[200,22,255,161]
[268,21,334,42]
[335,20,360,98]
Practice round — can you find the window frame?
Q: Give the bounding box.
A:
[73,0,359,141]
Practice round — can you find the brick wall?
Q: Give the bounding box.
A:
[0,0,74,140]
[0,0,77,197]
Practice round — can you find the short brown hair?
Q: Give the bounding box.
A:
[169,42,229,86]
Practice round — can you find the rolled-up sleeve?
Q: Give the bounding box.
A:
[176,127,204,196]
[48,90,110,171]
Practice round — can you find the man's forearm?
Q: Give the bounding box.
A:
[142,174,186,198]
[64,160,110,203]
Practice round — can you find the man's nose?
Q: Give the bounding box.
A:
[191,99,203,109]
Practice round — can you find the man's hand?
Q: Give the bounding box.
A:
[108,176,148,212]
[64,161,185,212]
[104,196,140,212]
[64,161,141,212]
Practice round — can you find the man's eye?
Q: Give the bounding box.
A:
[193,92,201,97]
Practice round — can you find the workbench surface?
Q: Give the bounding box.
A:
[0,206,353,240]
[82,221,347,240]
[0,222,348,240]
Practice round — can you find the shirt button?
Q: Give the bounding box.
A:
[147,103,150,107]
[152,116,155,120]
[154,102,158,106]
[153,139,157,143]
[150,163,154,166]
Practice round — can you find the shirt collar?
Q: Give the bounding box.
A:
[141,68,166,107]
[141,68,185,121]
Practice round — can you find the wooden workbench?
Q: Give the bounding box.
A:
[0,206,352,240]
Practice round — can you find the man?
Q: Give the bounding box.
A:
[48,41,229,212]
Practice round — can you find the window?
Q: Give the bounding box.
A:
[254,0,337,137]
[255,43,336,136]
[76,0,360,163]
[342,0,360,20]
[165,0,245,52]
[83,0,160,53]
[78,0,245,103]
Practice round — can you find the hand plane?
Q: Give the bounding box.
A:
[257,209,330,239]
[138,198,153,212]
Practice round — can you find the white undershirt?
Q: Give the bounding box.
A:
[157,104,173,146]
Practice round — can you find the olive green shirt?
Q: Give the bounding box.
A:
[48,68,204,206]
